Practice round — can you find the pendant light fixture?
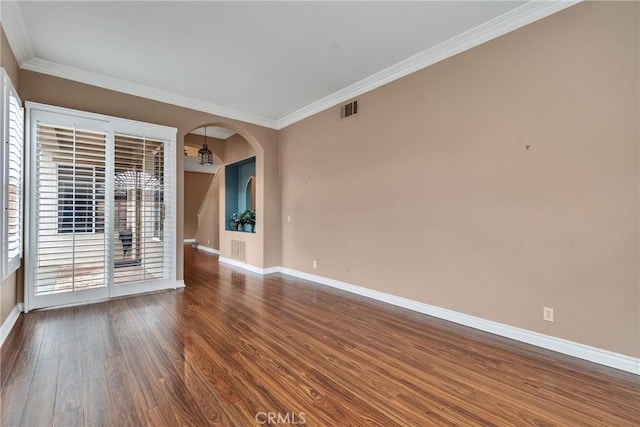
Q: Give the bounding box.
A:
[198,127,213,165]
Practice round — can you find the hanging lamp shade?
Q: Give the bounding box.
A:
[198,127,213,165]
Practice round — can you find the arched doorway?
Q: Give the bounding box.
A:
[183,122,268,270]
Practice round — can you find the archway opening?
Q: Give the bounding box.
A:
[182,123,261,268]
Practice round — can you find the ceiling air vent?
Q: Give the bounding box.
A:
[340,100,358,119]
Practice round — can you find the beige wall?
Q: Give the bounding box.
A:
[1,25,21,325]
[216,134,263,266]
[224,134,256,164]
[195,177,220,251]
[1,27,18,87]
[0,272,17,326]
[279,2,639,357]
[183,172,214,239]
[17,69,280,295]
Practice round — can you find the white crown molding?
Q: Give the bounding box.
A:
[20,57,279,129]
[277,267,639,375]
[276,0,580,129]
[0,303,23,348]
[4,1,578,130]
[0,1,33,67]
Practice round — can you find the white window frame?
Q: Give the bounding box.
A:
[25,102,178,311]
[1,68,24,281]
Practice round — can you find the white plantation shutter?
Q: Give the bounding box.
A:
[113,133,172,286]
[26,103,177,311]
[34,124,107,295]
[1,68,24,279]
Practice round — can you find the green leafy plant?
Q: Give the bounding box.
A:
[241,209,255,227]
[230,210,255,231]
[230,212,241,228]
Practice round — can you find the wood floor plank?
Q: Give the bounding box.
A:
[3,321,45,388]
[118,334,170,410]
[82,377,116,427]
[54,341,83,415]
[0,317,24,388]
[0,380,30,427]
[52,406,83,427]
[146,400,202,427]
[105,354,148,427]
[20,356,59,427]
[1,245,638,426]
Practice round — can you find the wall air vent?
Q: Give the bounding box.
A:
[231,239,246,263]
[340,99,358,119]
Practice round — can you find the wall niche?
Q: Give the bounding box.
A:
[225,156,256,232]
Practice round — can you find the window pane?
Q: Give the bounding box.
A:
[36,124,107,295]
[57,165,104,234]
[114,134,166,285]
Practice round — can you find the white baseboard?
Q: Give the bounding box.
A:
[278,267,639,375]
[210,259,639,374]
[183,238,196,243]
[262,266,281,275]
[218,257,280,275]
[0,303,24,347]
[175,280,186,288]
[197,245,220,255]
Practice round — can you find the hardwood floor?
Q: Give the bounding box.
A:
[2,246,638,426]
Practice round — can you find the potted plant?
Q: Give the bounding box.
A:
[230,212,242,230]
[248,209,256,232]
[241,209,255,232]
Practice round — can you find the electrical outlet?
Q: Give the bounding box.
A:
[312,260,317,269]
[543,307,554,322]
[207,240,210,245]
[287,215,291,222]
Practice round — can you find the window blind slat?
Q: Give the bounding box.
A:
[3,71,24,277]
[34,123,106,294]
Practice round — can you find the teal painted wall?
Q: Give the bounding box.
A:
[237,162,255,212]
[225,156,255,231]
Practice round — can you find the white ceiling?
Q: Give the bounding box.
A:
[3,1,576,129]
[190,126,235,141]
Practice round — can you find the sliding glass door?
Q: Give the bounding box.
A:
[111,132,171,296]
[26,104,177,310]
